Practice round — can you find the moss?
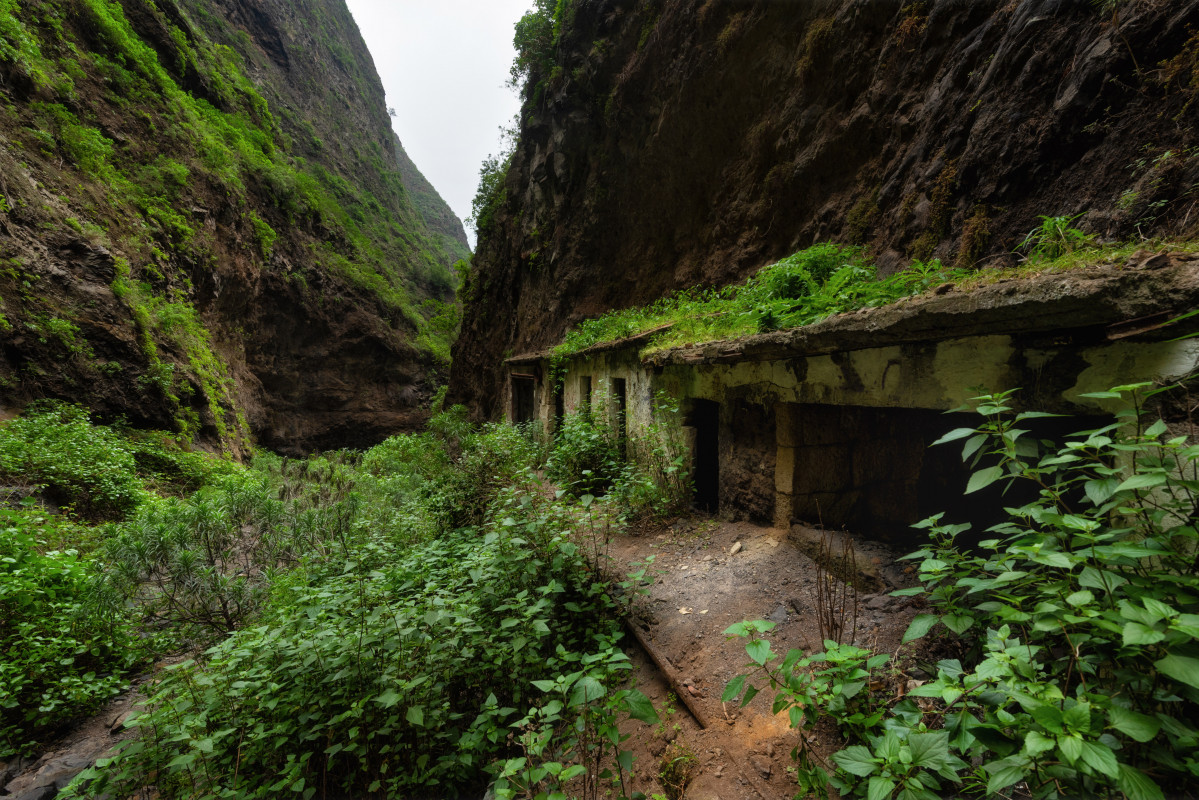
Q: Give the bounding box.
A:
[846,187,880,245]
[909,157,959,261]
[955,205,991,268]
[795,16,835,83]
[1158,27,1199,122]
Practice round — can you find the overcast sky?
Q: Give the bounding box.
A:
[345,1,533,248]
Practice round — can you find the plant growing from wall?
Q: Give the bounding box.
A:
[1017,213,1096,261]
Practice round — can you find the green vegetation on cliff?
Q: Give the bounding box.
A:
[0,0,463,450]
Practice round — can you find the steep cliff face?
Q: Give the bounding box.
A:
[394,134,472,266]
[0,0,463,453]
[451,0,1199,418]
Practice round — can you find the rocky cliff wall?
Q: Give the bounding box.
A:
[0,0,463,453]
[451,0,1199,419]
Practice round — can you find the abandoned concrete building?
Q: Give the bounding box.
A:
[504,256,1199,544]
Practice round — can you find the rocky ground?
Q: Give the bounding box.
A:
[605,516,928,800]
[1,693,140,800]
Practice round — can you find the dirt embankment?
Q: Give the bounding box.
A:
[452,0,1199,420]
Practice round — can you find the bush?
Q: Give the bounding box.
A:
[724,386,1199,800]
[68,484,632,799]
[547,409,623,495]
[0,403,147,519]
[0,506,142,757]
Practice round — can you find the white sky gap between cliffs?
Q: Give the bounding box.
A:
[345,1,534,249]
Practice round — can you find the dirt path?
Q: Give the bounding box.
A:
[605,516,923,800]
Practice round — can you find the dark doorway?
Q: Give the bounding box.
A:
[580,376,592,415]
[612,378,627,456]
[687,399,720,513]
[553,382,565,435]
[512,375,535,424]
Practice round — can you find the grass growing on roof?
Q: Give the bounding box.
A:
[551,245,971,365]
[551,239,1199,370]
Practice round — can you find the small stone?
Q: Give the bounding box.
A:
[764,742,775,758]
[867,595,891,611]
[729,541,743,555]
[751,755,772,778]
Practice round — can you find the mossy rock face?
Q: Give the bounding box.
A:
[0,0,467,453]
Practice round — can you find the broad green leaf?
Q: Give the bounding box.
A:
[569,675,605,707]
[832,745,877,777]
[962,433,988,461]
[1115,473,1168,493]
[943,613,974,634]
[908,731,948,768]
[166,753,197,769]
[746,639,772,666]
[376,689,401,708]
[1084,478,1121,506]
[1123,622,1165,647]
[1063,702,1091,734]
[623,689,659,725]
[560,765,586,782]
[931,427,979,446]
[1155,654,1199,690]
[1116,764,1165,800]
[531,679,557,693]
[1066,590,1094,607]
[1145,419,1168,438]
[1058,735,1083,763]
[1108,706,1160,743]
[1022,730,1055,757]
[868,776,897,800]
[721,675,745,703]
[903,614,939,644]
[966,465,1004,494]
[1079,741,1119,778]
[985,763,1025,795]
[406,706,424,726]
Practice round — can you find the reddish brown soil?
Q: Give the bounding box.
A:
[604,517,924,800]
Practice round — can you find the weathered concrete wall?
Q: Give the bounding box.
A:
[508,283,1199,539]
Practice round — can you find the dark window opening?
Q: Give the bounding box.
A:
[687,399,720,513]
[580,376,592,414]
[512,375,536,424]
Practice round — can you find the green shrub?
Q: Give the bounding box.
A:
[724,386,1199,800]
[0,403,147,518]
[1018,213,1096,261]
[68,484,633,799]
[546,409,623,495]
[0,506,142,757]
[550,245,972,363]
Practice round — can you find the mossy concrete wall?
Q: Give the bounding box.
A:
[508,329,1199,536]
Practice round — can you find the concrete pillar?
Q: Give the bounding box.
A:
[774,402,796,530]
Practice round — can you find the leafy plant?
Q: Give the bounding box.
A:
[1,505,143,757]
[0,402,148,518]
[547,407,623,495]
[725,386,1199,800]
[723,621,892,795]
[1018,213,1096,261]
[68,462,644,800]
